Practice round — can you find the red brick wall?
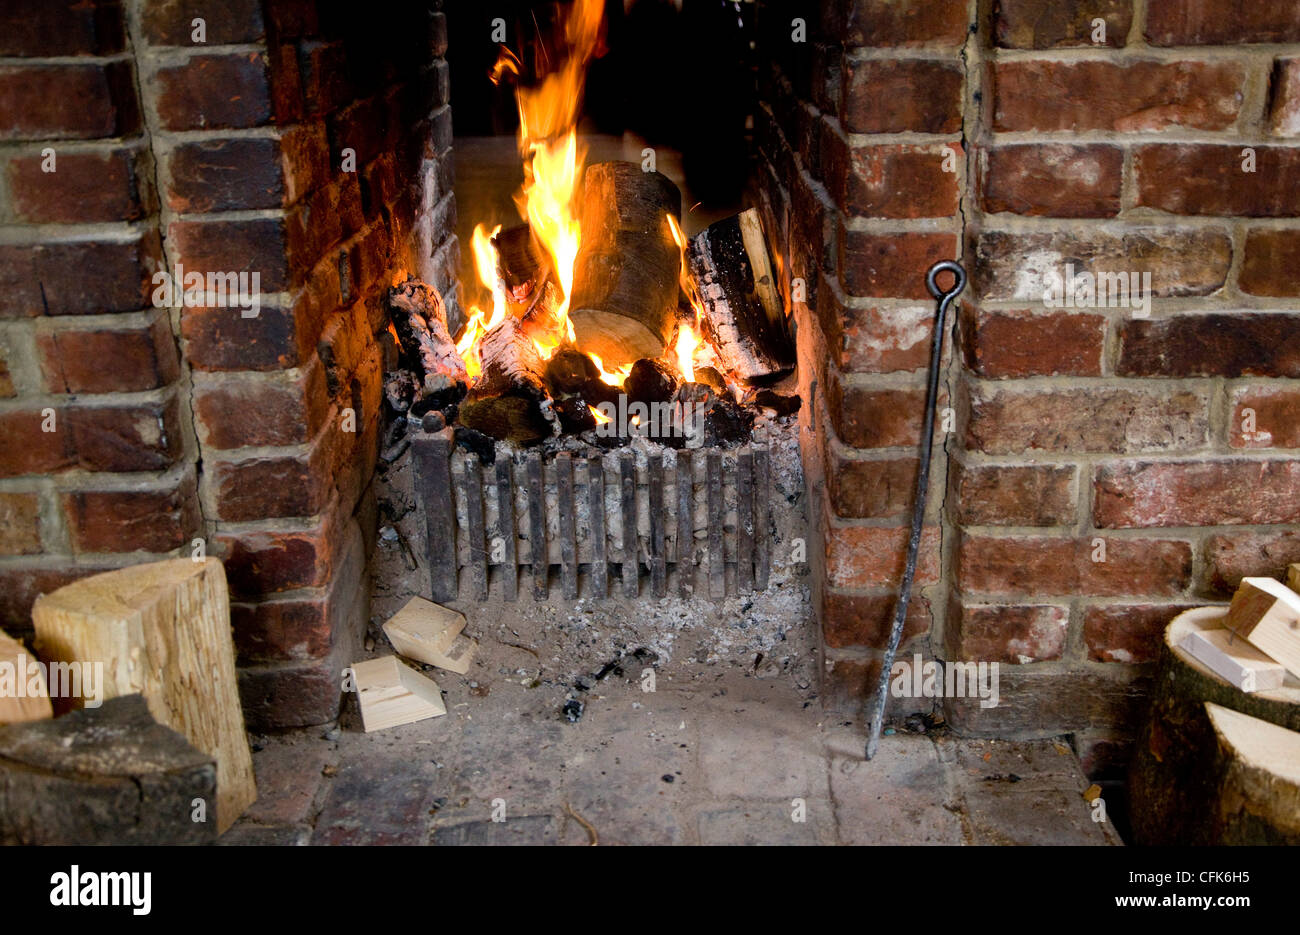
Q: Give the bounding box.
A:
[0,0,456,729]
[757,0,1300,762]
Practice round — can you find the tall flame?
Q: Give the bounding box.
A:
[456,223,507,379]
[667,213,702,382]
[509,0,603,337]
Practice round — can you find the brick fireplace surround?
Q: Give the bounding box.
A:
[2,0,1299,775]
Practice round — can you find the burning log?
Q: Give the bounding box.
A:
[544,349,618,435]
[674,381,754,447]
[457,318,553,445]
[388,279,467,386]
[494,225,565,343]
[623,357,679,406]
[570,162,683,369]
[686,209,794,383]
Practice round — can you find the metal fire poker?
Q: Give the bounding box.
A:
[864,259,967,761]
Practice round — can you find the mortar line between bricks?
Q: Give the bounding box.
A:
[121,0,213,549]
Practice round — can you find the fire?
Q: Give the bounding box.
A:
[458,0,604,377]
[675,324,698,382]
[588,352,631,387]
[456,223,507,379]
[589,405,611,425]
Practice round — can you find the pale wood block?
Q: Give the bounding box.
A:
[352,656,446,732]
[1181,627,1287,694]
[0,630,52,725]
[382,597,475,674]
[1227,577,1300,679]
[32,558,255,834]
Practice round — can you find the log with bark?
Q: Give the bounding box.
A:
[569,162,682,369]
[31,557,257,835]
[1128,606,1300,845]
[1201,702,1300,844]
[387,279,468,400]
[0,694,216,845]
[457,318,554,444]
[686,208,794,383]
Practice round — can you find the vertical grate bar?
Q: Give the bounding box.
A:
[463,455,488,601]
[649,454,666,597]
[495,458,517,601]
[557,452,578,599]
[527,452,548,600]
[676,449,693,598]
[413,426,457,602]
[620,454,638,597]
[737,450,754,593]
[707,451,725,598]
[754,446,771,590]
[588,455,607,599]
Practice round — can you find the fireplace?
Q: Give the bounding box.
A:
[2,0,1299,797]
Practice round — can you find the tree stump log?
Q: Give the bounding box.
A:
[0,694,216,845]
[569,161,682,369]
[1128,606,1300,845]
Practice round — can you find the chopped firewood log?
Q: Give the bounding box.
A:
[352,656,446,732]
[1227,577,1300,678]
[458,318,554,444]
[674,381,754,447]
[1203,703,1300,844]
[31,558,256,834]
[570,162,683,369]
[1181,627,1287,693]
[1128,606,1300,845]
[494,224,565,343]
[0,630,51,725]
[623,357,679,405]
[387,279,468,392]
[383,597,478,675]
[686,208,794,383]
[0,694,216,845]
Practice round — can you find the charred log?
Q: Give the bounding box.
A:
[674,381,754,448]
[387,279,468,391]
[457,318,554,445]
[569,162,682,369]
[623,357,679,406]
[686,209,794,383]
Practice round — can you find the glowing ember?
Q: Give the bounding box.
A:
[589,404,611,424]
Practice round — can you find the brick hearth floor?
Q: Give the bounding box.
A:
[221,668,1120,846]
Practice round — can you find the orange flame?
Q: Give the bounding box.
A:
[588,352,631,387]
[456,223,507,379]
[675,324,698,383]
[589,404,611,424]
